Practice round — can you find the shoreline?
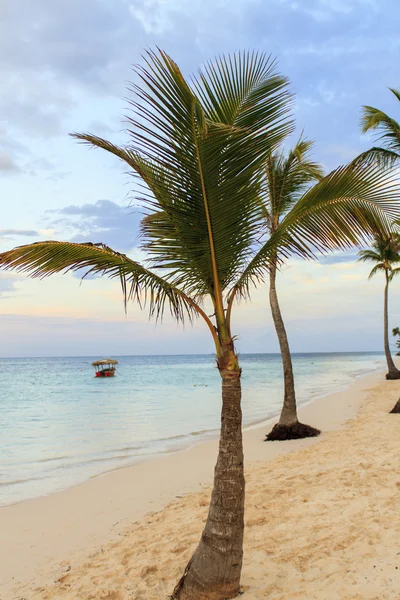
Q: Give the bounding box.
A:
[1,360,385,511]
[0,367,384,598]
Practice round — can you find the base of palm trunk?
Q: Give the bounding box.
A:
[390,398,400,413]
[265,421,321,441]
[172,571,241,600]
[386,371,400,380]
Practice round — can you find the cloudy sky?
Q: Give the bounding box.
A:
[0,0,399,357]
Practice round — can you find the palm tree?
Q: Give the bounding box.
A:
[358,88,400,167]
[261,139,325,440]
[0,49,294,600]
[358,232,400,382]
[392,327,400,355]
[1,50,400,599]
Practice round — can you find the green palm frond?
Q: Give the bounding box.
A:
[358,249,384,263]
[361,106,400,138]
[360,89,400,166]
[193,52,294,152]
[353,147,400,168]
[72,49,293,303]
[230,161,400,298]
[367,263,386,279]
[359,231,400,261]
[0,241,196,321]
[389,266,400,281]
[262,137,324,227]
[389,88,400,103]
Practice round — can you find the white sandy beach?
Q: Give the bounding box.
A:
[2,369,400,599]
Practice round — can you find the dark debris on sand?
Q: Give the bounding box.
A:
[265,422,321,441]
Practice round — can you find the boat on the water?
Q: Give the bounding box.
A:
[92,359,118,377]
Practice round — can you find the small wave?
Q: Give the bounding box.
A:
[75,453,144,468]
[190,429,216,437]
[155,433,188,442]
[0,475,47,487]
[33,455,70,464]
[103,444,145,454]
[156,429,217,443]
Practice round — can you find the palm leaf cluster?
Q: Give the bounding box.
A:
[231,158,400,302]
[357,88,400,167]
[1,50,400,334]
[3,240,197,320]
[358,232,400,280]
[71,51,294,318]
[261,138,324,230]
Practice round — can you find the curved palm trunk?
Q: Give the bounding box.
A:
[172,346,244,600]
[265,263,320,441]
[384,272,400,380]
[390,398,400,413]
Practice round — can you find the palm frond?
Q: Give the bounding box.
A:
[361,105,400,154]
[358,249,384,263]
[262,137,324,225]
[389,266,400,281]
[0,241,196,322]
[352,147,400,168]
[230,161,400,298]
[72,49,293,302]
[193,51,294,154]
[367,263,386,279]
[389,88,400,103]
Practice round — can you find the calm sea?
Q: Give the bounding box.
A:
[0,352,384,506]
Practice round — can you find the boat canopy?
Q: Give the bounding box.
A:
[91,359,119,366]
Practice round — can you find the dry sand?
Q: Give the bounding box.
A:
[2,370,400,599]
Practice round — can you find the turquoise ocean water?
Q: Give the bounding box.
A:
[0,352,385,506]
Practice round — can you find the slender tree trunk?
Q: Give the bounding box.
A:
[172,350,244,600]
[269,263,298,425]
[384,272,400,380]
[390,398,400,413]
[265,263,320,441]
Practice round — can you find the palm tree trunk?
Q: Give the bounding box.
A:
[172,355,244,600]
[384,272,400,380]
[265,263,320,441]
[390,398,400,413]
[269,263,297,425]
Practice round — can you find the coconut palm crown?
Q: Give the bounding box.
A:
[2,50,400,599]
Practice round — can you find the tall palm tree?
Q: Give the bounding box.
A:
[1,51,400,599]
[261,139,325,440]
[358,232,400,381]
[358,88,400,167]
[0,49,294,600]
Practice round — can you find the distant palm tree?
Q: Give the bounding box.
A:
[392,327,400,355]
[1,50,400,599]
[261,139,324,440]
[358,88,400,167]
[359,232,400,381]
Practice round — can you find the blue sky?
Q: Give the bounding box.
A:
[0,0,399,356]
